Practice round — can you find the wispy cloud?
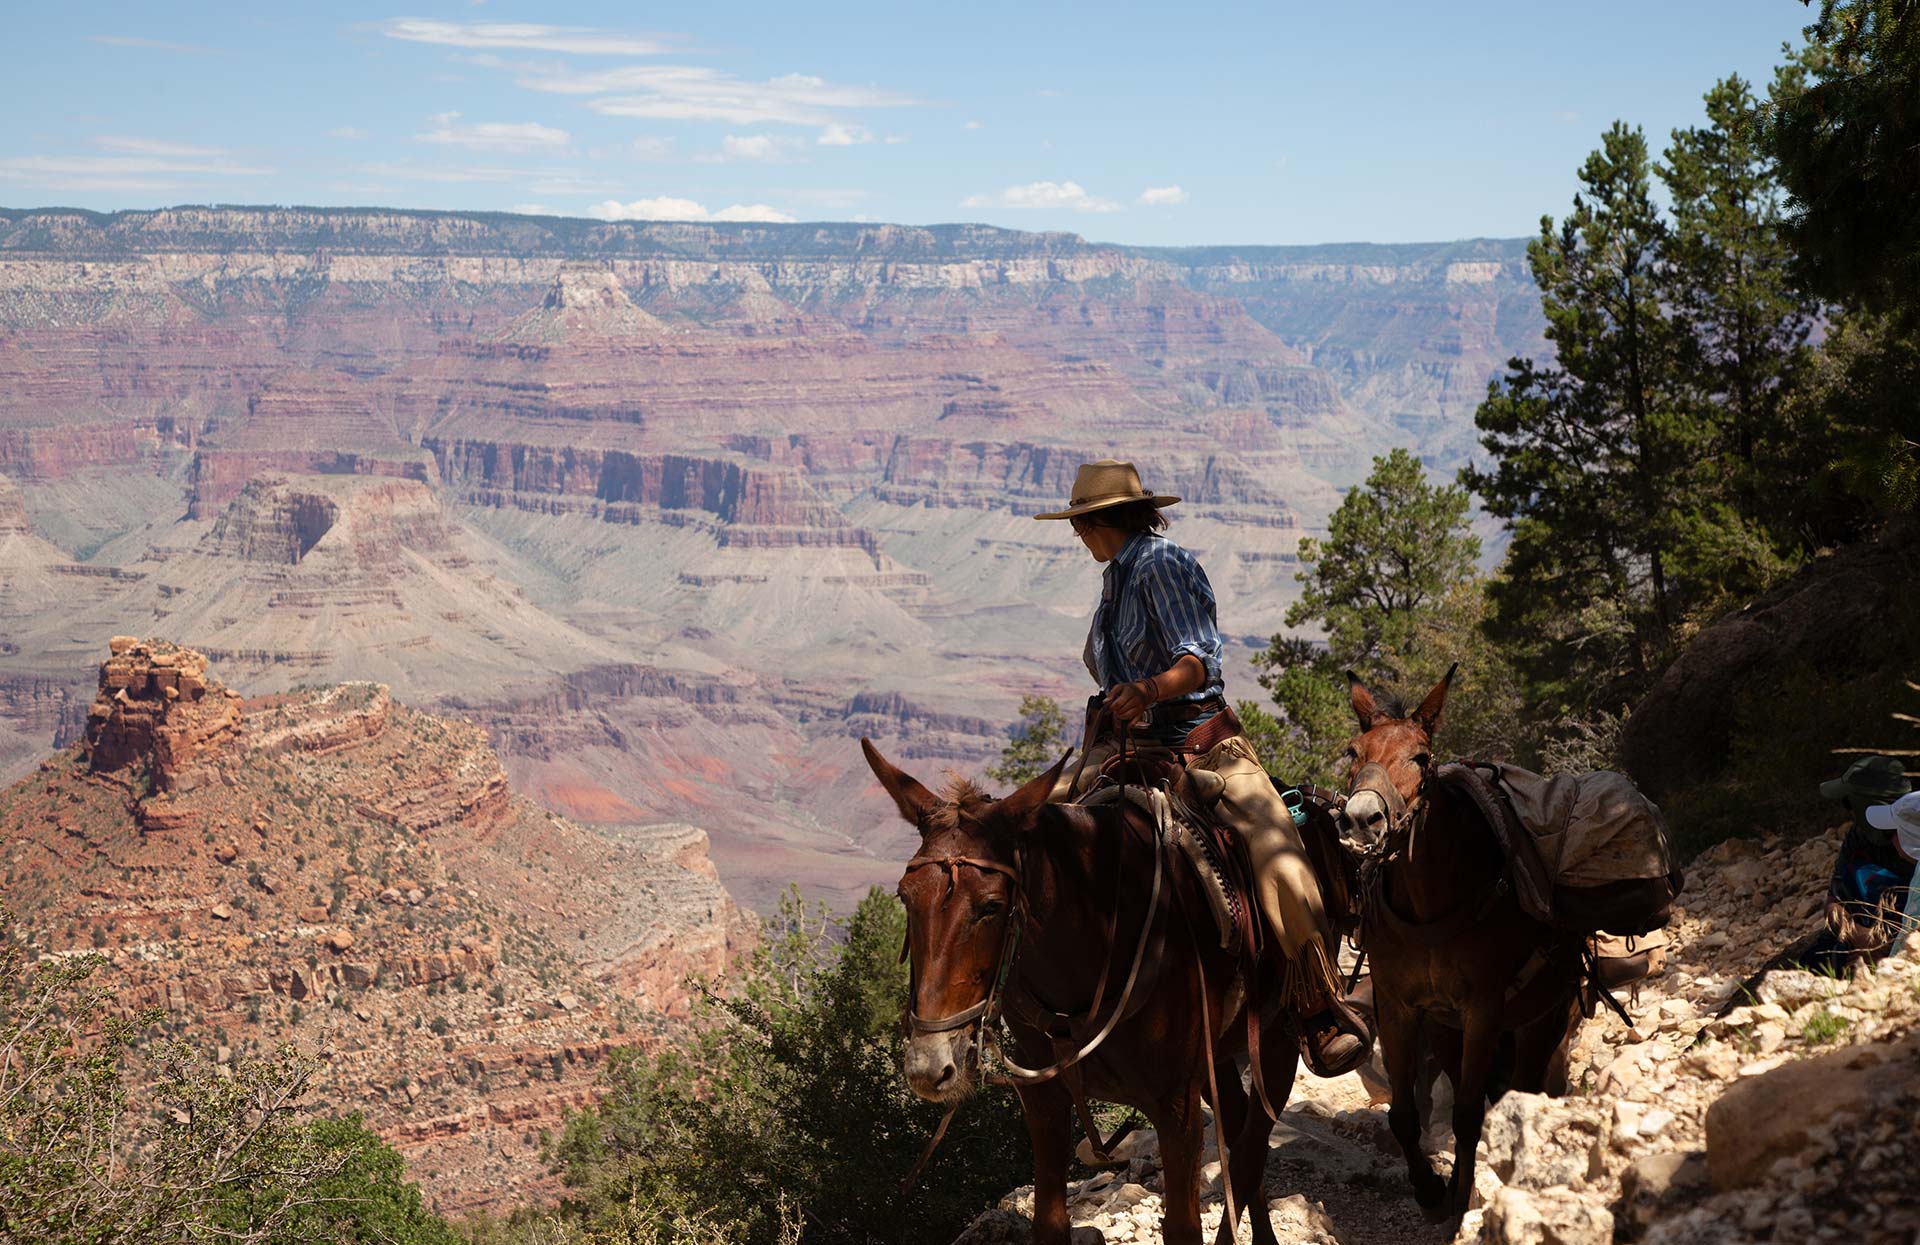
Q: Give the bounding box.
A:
[962,180,1121,213]
[90,35,214,55]
[631,137,676,160]
[380,19,670,56]
[963,120,982,131]
[94,136,231,158]
[519,65,919,128]
[817,123,873,147]
[587,196,796,223]
[0,148,275,192]
[417,111,571,153]
[1138,184,1189,206]
[328,127,369,141]
[360,162,611,195]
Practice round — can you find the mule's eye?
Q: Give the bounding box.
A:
[975,900,1004,921]
[1413,753,1431,768]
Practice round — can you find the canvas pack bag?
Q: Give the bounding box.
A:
[1485,762,1684,936]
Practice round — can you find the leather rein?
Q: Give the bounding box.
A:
[899,727,1167,1188]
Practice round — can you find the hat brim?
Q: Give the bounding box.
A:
[1820,778,1849,801]
[1033,493,1181,521]
[1866,803,1898,830]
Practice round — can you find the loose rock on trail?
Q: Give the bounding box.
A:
[955,821,1920,1243]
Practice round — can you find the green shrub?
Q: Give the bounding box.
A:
[542,887,1030,1245]
[0,906,454,1244]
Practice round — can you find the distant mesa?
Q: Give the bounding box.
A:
[503,265,672,344]
[204,473,457,567]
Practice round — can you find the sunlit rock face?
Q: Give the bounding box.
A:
[0,208,1542,911]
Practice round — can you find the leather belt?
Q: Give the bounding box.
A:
[1150,696,1227,723]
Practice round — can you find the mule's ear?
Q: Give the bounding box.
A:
[1347,671,1379,730]
[1412,663,1458,737]
[861,737,938,826]
[996,750,1072,825]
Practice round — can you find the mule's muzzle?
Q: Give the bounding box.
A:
[904,1031,979,1103]
[1342,788,1390,849]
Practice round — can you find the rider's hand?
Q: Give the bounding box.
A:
[1107,679,1157,725]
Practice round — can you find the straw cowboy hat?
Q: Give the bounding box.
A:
[1033,459,1181,521]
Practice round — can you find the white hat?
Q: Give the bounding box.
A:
[1865,790,1920,860]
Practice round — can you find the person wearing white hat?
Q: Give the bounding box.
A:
[1865,792,1920,942]
[1036,458,1370,1075]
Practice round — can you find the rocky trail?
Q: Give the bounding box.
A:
[959,823,1920,1244]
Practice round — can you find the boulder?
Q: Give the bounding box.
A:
[1481,1092,1610,1191]
[1619,516,1920,798]
[1618,1150,1708,1236]
[1704,1030,1919,1190]
[1479,1185,1613,1245]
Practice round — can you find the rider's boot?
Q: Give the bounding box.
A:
[1298,985,1372,1077]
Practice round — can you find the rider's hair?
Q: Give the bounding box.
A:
[1073,499,1168,535]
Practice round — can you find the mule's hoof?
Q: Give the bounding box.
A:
[1410,1170,1447,1209]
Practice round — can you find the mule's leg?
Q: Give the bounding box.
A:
[1152,1082,1207,1245]
[1511,992,1580,1096]
[1208,1048,1275,1245]
[1378,995,1446,1208]
[1444,999,1504,1218]
[1015,1080,1076,1245]
[1231,1024,1301,1245]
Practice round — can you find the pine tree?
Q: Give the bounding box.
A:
[1285,447,1480,679]
[1465,123,1694,705]
[1765,0,1920,322]
[987,695,1068,786]
[1661,74,1817,540]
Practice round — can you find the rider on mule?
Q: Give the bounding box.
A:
[1035,459,1370,1076]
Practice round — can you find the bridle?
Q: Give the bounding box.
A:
[900,846,1027,1040]
[1344,754,1436,866]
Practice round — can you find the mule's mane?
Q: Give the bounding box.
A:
[924,775,995,834]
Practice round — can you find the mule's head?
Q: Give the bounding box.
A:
[1339,664,1455,852]
[861,737,1069,1104]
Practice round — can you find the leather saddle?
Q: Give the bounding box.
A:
[1082,748,1255,958]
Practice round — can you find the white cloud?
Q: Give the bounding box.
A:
[711,203,795,222]
[418,111,570,153]
[519,64,920,128]
[1138,184,1189,206]
[631,137,675,160]
[512,203,555,216]
[380,19,670,56]
[884,134,907,145]
[817,123,872,147]
[587,197,795,223]
[721,134,786,161]
[961,180,1120,213]
[963,120,982,130]
[327,126,368,141]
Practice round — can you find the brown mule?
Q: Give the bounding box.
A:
[864,738,1327,1245]
[1339,669,1583,1219]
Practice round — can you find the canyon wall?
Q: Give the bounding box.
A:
[0,206,1542,911]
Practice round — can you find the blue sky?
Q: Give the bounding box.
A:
[4,2,1816,246]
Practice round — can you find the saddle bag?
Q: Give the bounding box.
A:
[1445,762,1684,937]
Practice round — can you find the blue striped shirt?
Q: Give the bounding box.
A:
[1084,534,1226,725]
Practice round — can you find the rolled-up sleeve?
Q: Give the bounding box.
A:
[1140,549,1224,687]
